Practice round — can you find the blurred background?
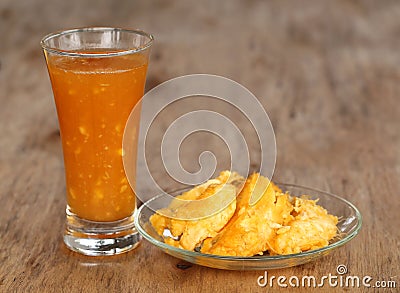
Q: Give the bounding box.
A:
[1,0,399,184]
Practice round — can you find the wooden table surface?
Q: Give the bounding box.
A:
[1,0,399,292]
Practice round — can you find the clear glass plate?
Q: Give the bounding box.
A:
[134,183,362,270]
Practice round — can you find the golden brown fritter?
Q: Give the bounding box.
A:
[150,171,240,236]
[149,171,245,250]
[150,171,338,257]
[200,174,293,256]
[269,197,338,255]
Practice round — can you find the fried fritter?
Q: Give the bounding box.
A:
[149,171,245,250]
[150,171,339,257]
[269,197,338,255]
[201,174,293,256]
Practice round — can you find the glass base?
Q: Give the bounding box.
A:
[64,208,141,256]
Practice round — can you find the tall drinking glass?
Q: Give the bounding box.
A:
[41,28,153,255]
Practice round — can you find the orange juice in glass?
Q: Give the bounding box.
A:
[41,28,153,255]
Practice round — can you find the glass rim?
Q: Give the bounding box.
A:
[40,27,154,58]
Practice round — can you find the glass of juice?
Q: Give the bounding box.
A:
[41,28,153,255]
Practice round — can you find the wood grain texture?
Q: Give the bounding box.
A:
[0,0,399,292]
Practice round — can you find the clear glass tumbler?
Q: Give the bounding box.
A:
[41,28,153,255]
